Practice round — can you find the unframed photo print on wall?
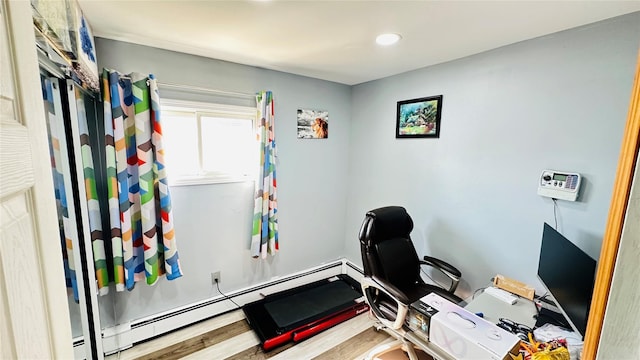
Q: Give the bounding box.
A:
[297,109,329,139]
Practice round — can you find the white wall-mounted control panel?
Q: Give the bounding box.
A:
[537,170,582,201]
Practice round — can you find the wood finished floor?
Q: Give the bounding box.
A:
[106,309,399,360]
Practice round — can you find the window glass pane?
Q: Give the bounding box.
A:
[200,116,255,175]
[161,112,199,177]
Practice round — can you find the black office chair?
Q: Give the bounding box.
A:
[358,206,463,359]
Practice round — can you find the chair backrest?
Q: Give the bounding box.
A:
[358,206,422,289]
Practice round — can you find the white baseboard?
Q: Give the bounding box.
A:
[80,258,362,356]
[344,260,364,283]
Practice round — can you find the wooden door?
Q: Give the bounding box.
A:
[0,1,73,358]
[582,51,640,359]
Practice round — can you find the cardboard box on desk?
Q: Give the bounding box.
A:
[421,293,520,360]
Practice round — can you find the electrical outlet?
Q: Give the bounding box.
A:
[211,271,221,284]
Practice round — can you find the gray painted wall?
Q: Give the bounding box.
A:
[93,12,639,329]
[344,13,640,297]
[95,38,352,326]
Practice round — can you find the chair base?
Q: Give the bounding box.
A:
[365,338,434,360]
[365,320,434,360]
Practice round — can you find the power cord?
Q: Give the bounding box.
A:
[552,198,559,230]
[473,287,486,300]
[215,279,242,310]
[533,292,551,315]
[537,292,550,301]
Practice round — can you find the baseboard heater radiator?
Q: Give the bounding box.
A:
[242,274,369,351]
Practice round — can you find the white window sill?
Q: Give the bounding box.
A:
[168,174,255,187]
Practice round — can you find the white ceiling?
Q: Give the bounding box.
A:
[77,1,640,85]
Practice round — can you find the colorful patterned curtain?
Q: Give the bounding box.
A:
[41,77,79,302]
[74,87,110,294]
[101,69,182,291]
[251,91,279,258]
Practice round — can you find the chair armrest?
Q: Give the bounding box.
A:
[420,256,461,293]
[361,277,409,330]
[370,275,411,304]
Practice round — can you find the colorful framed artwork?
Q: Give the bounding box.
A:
[396,95,443,138]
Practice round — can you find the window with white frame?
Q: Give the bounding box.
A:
[160,99,256,185]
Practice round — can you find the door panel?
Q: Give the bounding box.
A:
[0,194,51,357]
[0,1,73,358]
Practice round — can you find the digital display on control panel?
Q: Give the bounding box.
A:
[538,170,581,201]
[553,174,568,182]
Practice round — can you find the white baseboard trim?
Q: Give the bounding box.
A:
[80,258,363,356]
[344,259,364,283]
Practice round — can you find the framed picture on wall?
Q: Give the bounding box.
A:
[297,109,329,139]
[396,95,443,138]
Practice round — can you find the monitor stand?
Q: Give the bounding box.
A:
[534,307,571,330]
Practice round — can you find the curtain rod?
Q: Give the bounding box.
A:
[38,50,66,79]
[157,82,255,99]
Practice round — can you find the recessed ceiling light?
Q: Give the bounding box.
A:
[376,33,402,46]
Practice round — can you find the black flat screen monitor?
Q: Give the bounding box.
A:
[537,223,597,336]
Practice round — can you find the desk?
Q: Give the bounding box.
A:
[464,291,538,329]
